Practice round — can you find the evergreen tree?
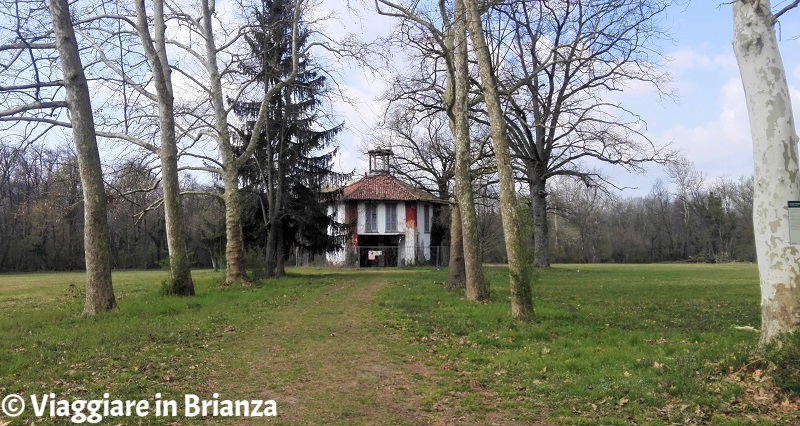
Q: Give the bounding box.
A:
[234,0,346,277]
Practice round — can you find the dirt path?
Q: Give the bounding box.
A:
[209,279,442,425]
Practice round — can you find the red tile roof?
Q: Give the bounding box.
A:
[339,174,443,203]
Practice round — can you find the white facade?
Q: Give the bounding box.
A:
[326,200,434,267]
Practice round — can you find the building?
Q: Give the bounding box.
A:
[326,148,444,267]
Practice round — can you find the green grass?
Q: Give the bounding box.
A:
[0,264,796,425]
[0,268,343,424]
[375,263,796,424]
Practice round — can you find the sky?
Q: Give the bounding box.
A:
[317,0,800,198]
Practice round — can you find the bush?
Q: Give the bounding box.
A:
[244,249,266,280]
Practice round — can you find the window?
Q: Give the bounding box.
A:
[423,204,431,233]
[365,204,378,232]
[386,203,397,231]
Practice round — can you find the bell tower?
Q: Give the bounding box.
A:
[367,148,393,176]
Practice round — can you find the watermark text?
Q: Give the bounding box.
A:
[1,393,277,424]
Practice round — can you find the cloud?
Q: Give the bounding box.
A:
[659,78,752,179]
[666,47,737,74]
[668,48,713,71]
[658,76,800,182]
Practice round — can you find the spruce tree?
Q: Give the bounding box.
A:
[235,0,346,277]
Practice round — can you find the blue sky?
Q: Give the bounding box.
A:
[609,0,800,195]
[324,1,800,197]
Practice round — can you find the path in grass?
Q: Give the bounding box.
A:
[208,278,446,425]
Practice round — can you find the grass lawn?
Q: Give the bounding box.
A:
[0,264,797,424]
[377,264,797,424]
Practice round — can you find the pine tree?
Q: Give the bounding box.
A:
[234,0,346,277]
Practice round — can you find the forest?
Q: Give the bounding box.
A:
[0,140,755,271]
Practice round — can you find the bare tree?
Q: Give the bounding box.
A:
[0,0,117,313]
[384,109,455,203]
[2,0,197,294]
[497,0,673,268]
[733,0,800,344]
[549,176,612,263]
[375,0,489,301]
[131,0,195,294]
[155,0,310,284]
[379,109,454,254]
[462,0,533,320]
[450,0,489,300]
[0,143,85,270]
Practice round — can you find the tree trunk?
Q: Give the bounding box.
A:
[430,203,447,248]
[530,164,550,268]
[276,222,286,276]
[265,222,277,278]
[264,215,284,278]
[463,0,533,320]
[49,0,117,314]
[223,169,248,284]
[135,0,195,295]
[450,0,488,301]
[448,203,466,290]
[201,0,249,285]
[733,0,800,344]
[160,144,194,295]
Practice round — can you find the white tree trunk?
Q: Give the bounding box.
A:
[733,0,800,344]
[199,0,245,284]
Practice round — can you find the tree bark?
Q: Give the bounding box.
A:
[529,163,550,268]
[48,0,117,314]
[135,0,194,295]
[447,203,466,289]
[276,222,286,276]
[159,132,194,294]
[223,168,248,284]
[200,0,251,284]
[733,0,800,344]
[463,0,533,320]
[450,0,488,301]
[265,217,278,277]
